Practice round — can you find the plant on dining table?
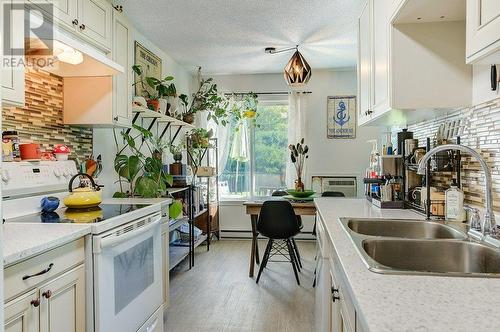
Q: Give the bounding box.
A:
[289,138,309,192]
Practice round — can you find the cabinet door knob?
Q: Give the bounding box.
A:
[42,290,52,299]
[31,299,40,307]
[72,19,78,26]
[114,116,119,122]
[79,24,86,30]
[113,4,123,12]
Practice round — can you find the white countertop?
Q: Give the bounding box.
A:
[315,197,500,332]
[3,223,91,267]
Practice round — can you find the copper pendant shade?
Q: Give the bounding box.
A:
[284,50,312,87]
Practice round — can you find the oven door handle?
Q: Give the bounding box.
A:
[97,216,161,250]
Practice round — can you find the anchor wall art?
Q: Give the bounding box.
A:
[327,95,356,139]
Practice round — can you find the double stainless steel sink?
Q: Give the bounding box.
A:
[342,218,500,277]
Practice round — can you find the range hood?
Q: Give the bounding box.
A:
[25,16,123,77]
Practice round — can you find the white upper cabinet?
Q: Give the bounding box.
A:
[32,0,78,31]
[2,0,25,106]
[358,0,472,126]
[27,0,112,52]
[63,5,131,127]
[78,0,112,51]
[358,0,372,125]
[112,9,133,126]
[371,0,390,115]
[466,0,500,63]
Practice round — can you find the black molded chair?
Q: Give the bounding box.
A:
[256,201,302,285]
[271,190,303,269]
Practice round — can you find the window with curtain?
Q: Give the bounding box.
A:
[219,100,289,199]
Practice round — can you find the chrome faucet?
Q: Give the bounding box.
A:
[417,144,497,236]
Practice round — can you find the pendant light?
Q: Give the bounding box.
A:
[265,45,312,87]
[284,47,311,87]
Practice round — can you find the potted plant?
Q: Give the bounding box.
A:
[132,65,177,112]
[189,128,213,148]
[289,138,309,192]
[113,124,173,198]
[150,136,170,162]
[179,78,230,125]
[170,143,184,163]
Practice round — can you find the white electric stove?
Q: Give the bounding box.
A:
[3,161,164,332]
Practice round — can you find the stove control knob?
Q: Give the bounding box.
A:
[1,170,10,183]
[53,169,62,177]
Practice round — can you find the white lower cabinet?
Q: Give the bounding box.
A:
[4,289,39,332]
[316,216,364,332]
[39,265,86,332]
[4,239,86,332]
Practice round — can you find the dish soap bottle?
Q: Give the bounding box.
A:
[445,179,466,222]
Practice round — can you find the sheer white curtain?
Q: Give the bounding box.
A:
[286,92,309,188]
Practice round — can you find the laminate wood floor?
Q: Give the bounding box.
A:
[164,239,316,332]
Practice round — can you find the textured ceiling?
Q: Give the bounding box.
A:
[120,0,363,75]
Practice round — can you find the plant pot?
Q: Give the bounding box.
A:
[183,113,195,124]
[147,99,160,112]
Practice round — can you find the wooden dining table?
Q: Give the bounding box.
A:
[243,197,317,277]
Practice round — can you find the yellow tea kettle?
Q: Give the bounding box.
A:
[63,173,102,209]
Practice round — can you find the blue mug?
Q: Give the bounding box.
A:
[41,196,60,213]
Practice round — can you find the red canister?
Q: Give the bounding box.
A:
[20,143,41,160]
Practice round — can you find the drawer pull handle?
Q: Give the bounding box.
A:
[31,299,40,307]
[79,24,86,30]
[22,263,54,281]
[42,290,52,299]
[72,19,78,26]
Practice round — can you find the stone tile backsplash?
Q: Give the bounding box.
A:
[2,69,93,161]
[399,97,500,211]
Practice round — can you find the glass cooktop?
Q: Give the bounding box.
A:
[7,204,149,224]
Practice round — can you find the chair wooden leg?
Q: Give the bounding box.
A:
[286,239,300,285]
[292,238,303,269]
[256,239,272,284]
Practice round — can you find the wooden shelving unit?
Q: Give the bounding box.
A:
[129,105,195,142]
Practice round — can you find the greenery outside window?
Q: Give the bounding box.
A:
[219,100,289,199]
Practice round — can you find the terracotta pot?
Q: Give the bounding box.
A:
[183,113,195,124]
[147,99,160,111]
